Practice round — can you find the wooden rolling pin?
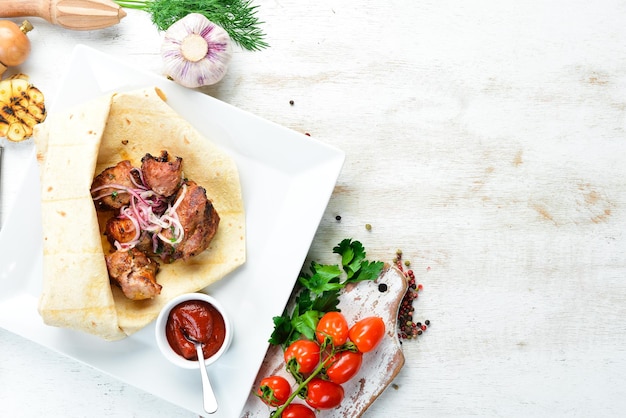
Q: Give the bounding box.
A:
[0,0,126,30]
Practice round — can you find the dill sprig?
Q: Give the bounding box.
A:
[114,0,268,51]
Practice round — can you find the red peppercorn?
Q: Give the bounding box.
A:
[394,250,432,342]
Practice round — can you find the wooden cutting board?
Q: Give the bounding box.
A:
[241,265,408,417]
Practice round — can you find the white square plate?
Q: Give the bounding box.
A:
[0,45,344,417]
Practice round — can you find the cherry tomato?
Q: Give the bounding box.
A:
[256,375,291,407]
[315,311,349,347]
[281,403,316,418]
[326,350,363,384]
[305,378,344,410]
[284,340,321,374]
[348,316,386,353]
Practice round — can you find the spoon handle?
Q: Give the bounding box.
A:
[195,343,218,414]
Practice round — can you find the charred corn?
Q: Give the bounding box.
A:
[0,74,46,142]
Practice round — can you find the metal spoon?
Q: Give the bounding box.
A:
[188,335,218,414]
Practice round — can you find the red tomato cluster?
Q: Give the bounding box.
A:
[256,313,386,416]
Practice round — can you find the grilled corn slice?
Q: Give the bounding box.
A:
[0,73,46,142]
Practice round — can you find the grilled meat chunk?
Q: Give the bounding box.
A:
[91,160,139,211]
[141,151,183,197]
[105,248,161,300]
[161,180,220,262]
[105,216,137,247]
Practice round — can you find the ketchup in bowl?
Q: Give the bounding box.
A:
[166,299,227,361]
[155,292,232,369]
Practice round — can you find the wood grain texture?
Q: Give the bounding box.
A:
[1,1,626,417]
[0,0,126,30]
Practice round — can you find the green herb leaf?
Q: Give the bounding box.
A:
[114,0,268,51]
[333,238,354,268]
[310,290,341,313]
[334,238,370,279]
[291,310,320,341]
[298,262,342,294]
[268,314,292,346]
[294,288,314,314]
[349,259,385,283]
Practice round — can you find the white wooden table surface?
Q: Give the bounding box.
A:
[2,1,626,416]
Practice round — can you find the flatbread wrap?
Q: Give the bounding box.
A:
[34,87,246,341]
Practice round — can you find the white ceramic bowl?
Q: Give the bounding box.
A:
[155,292,233,369]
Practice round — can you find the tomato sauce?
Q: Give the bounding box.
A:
[165,300,226,361]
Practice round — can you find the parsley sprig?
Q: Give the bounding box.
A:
[269,239,384,349]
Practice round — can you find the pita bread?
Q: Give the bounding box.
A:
[35,87,246,341]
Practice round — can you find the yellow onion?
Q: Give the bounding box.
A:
[0,20,32,75]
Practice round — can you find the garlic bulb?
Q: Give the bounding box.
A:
[161,13,232,88]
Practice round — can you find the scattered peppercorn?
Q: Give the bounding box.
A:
[378,283,388,292]
[289,100,294,105]
[394,249,430,341]
[335,215,341,221]
[121,139,128,145]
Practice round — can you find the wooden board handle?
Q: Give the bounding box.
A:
[0,0,127,30]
